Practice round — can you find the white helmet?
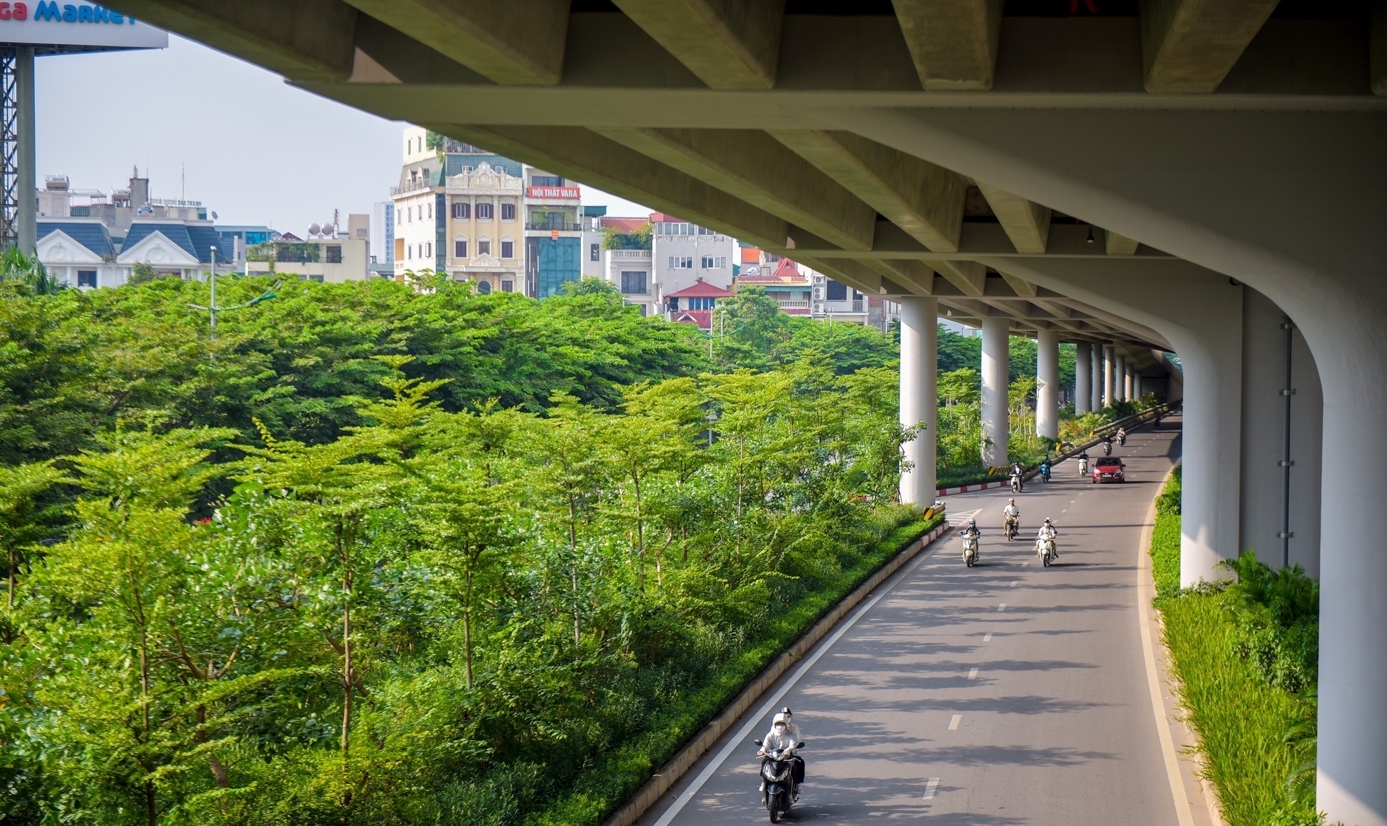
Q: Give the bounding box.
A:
[772,713,788,726]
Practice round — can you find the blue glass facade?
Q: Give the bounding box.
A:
[527,236,581,298]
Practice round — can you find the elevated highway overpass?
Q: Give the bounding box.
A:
[105,3,1386,822]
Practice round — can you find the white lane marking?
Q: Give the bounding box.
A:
[968,668,978,680]
[949,507,983,527]
[1061,508,1068,514]
[948,714,962,731]
[997,603,1007,612]
[983,632,993,642]
[923,777,940,800]
[1009,580,1018,587]
[651,526,945,825]
[1022,561,1030,567]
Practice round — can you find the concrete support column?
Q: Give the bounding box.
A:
[1102,345,1115,408]
[1133,374,1143,400]
[1124,363,1134,400]
[898,297,938,505]
[1074,341,1092,414]
[1090,345,1102,412]
[980,317,1010,468]
[17,47,35,256]
[1115,354,1127,401]
[1036,330,1059,439]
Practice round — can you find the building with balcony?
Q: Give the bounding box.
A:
[580,205,607,280]
[650,214,736,298]
[392,125,521,280]
[665,278,733,331]
[735,258,812,315]
[444,161,524,294]
[523,168,583,297]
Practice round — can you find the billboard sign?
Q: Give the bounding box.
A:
[0,3,167,50]
[527,185,580,200]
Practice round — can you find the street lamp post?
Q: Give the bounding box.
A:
[189,245,280,347]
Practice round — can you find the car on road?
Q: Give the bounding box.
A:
[1091,457,1125,483]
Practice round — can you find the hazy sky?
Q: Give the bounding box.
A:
[36,35,651,234]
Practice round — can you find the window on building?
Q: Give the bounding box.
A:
[501,240,514,259]
[407,244,413,259]
[501,203,515,221]
[853,290,864,300]
[501,280,514,293]
[427,202,432,219]
[826,279,848,301]
[309,275,325,283]
[620,271,647,294]
[476,202,494,220]
[477,280,492,295]
[77,270,97,288]
[590,243,600,261]
[455,239,468,258]
[325,245,343,264]
[531,174,563,187]
[452,202,470,220]
[478,239,491,256]
[682,257,693,269]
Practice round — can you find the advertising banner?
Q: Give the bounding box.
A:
[0,3,167,50]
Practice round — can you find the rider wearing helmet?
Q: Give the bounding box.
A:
[961,518,981,539]
[1037,517,1059,558]
[757,709,805,796]
[1002,498,1020,529]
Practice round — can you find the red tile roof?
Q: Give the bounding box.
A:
[666,278,734,298]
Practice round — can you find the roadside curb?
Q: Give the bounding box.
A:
[1137,461,1228,826]
[602,519,952,826]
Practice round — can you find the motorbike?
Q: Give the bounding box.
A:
[1004,515,1019,541]
[1010,472,1023,494]
[1078,457,1089,476]
[1036,536,1056,567]
[754,740,805,823]
[1040,464,1052,483]
[1117,432,1127,447]
[1102,440,1113,456]
[962,533,979,566]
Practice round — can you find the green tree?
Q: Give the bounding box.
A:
[0,460,67,608]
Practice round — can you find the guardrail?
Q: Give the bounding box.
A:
[1039,402,1177,478]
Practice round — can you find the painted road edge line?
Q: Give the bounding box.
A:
[1137,462,1197,826]
[646,522,949,826]
[602,519,951,826]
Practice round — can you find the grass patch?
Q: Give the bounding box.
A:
[1150,465,1322,826]
[526,510,944,825]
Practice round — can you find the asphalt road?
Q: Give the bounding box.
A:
[640,419,1184,825]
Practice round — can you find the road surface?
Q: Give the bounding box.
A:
[640,419,1183,825]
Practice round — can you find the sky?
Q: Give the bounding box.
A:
[36,35,652,234]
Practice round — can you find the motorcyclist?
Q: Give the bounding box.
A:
[1002,499,1020,533]
[1039,457,1052,481]
[961,518,981,540]
[1036,517,1059,559]
[1010,462,1024,492]
[1077,452,1089,476]
[757,711,804,798]
[1117,427,1127,446]
[1102,435,1114,456]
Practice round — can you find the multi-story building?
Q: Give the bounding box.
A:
[665,278,733,331]
[580,205,607,280]
[650,213,737,297]
[444,161,524,294]
[523,168,583,297]
[735,258,812,315]
[371,200,394,272]
[246,237,369,283]
[391,125,521,280]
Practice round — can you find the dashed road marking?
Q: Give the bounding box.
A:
[923,777,940,800]
[983,632,993,642]
[998,603,1007,612]
[968,668,979,679]
[949,714,962,731]
[1010,580,1018,587]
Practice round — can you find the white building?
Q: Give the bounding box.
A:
[444,161,524,294]
[650,213,737,296]
[392,126,444,278]
[246,237,369,283]
[38,217,228,289]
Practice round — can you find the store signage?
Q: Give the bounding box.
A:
[527,185,580,200]
[0,2,167,48]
